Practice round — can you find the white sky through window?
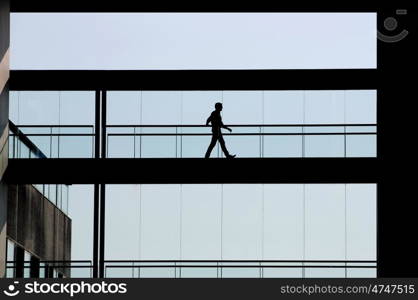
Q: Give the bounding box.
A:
[11,13,376,70]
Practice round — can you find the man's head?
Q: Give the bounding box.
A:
[215,102,223,111]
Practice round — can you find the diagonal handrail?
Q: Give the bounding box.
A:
[9,120,47,158]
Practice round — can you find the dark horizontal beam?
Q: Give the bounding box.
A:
[10,70,378,91]
[4,158,381,184]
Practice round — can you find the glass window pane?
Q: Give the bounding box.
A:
[24,251,31,278]
[60,91,95,125]
[304,126,344,133]
[105,185,140,260]
[46,135,57,158]
[107,136,135,158]
[181,185,222,259]
[59,136,93,158]
[345,90,376,124]
[182,91,223,125]
[94,184,376,278]
[9,91,19,123]
[180,267,218,278]
[221,267,260,278]
[346,184,376,260]
[139,267,176,278]
[28,136,51,157]
[49,184,57,206]
[305,266,346,278]
[263,267,303,278]
[17,140,30,158]
[62,185,69,214]
[304,91,345,124]
[222,135,259,158]
[105,267,134,278]
[67,185,94,266]
[263,135,302,157]
[140,185,181,259]
[141,91,181,125]
[18,91,60,125]
[70,268,92,278]
[222,91,263,124]
[264,91,304,124]
[139,136,177,158]
[6,240,15,278]
[305,184,345,260]
[347,268,376,278]
[222,184,263,259]
[7,240,15,261]
[304,135,345,157]
[9,135,15,158]
[180,136,211,158]
[346,135,376,157]
[263,185,304,259]
[107,91,141,125]
[39,263,46,278]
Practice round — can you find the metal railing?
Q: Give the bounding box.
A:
[8,123,377,158]
[8,121,71,213]
[6,260,93,279]
[9,121,48,158]
[5,260,376,278]
[103,260,377,278]
[9,122,95,159]
[107,124,377,158]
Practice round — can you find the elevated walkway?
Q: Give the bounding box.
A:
[4,157,380,184]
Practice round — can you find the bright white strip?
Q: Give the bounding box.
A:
[11,13,376,70]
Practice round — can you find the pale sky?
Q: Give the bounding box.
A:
[10,13,376,70]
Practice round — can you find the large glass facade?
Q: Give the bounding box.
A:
[9,91,95,158]
[106,90,376,158]
[104,184,376,278]
[8,90,376,158]
[6,89,378,278]
[5,239,65,278]
[106,90,376,126]
[67,185,95,278]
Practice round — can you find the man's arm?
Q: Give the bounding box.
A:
[206,114,212,126]
[221,120,232,132]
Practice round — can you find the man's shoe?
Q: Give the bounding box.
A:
[227,154,236,159]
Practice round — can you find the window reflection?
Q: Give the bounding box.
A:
[104,184,376,278]
[9,90,377,158]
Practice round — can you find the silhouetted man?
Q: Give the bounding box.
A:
[205,102,236,158]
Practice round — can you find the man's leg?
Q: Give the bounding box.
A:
[205,134,218,158]
[218,134,231,157]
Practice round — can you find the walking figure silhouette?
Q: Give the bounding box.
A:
[205,102,236,159]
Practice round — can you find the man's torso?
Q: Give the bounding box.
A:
[210,111,222,133]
